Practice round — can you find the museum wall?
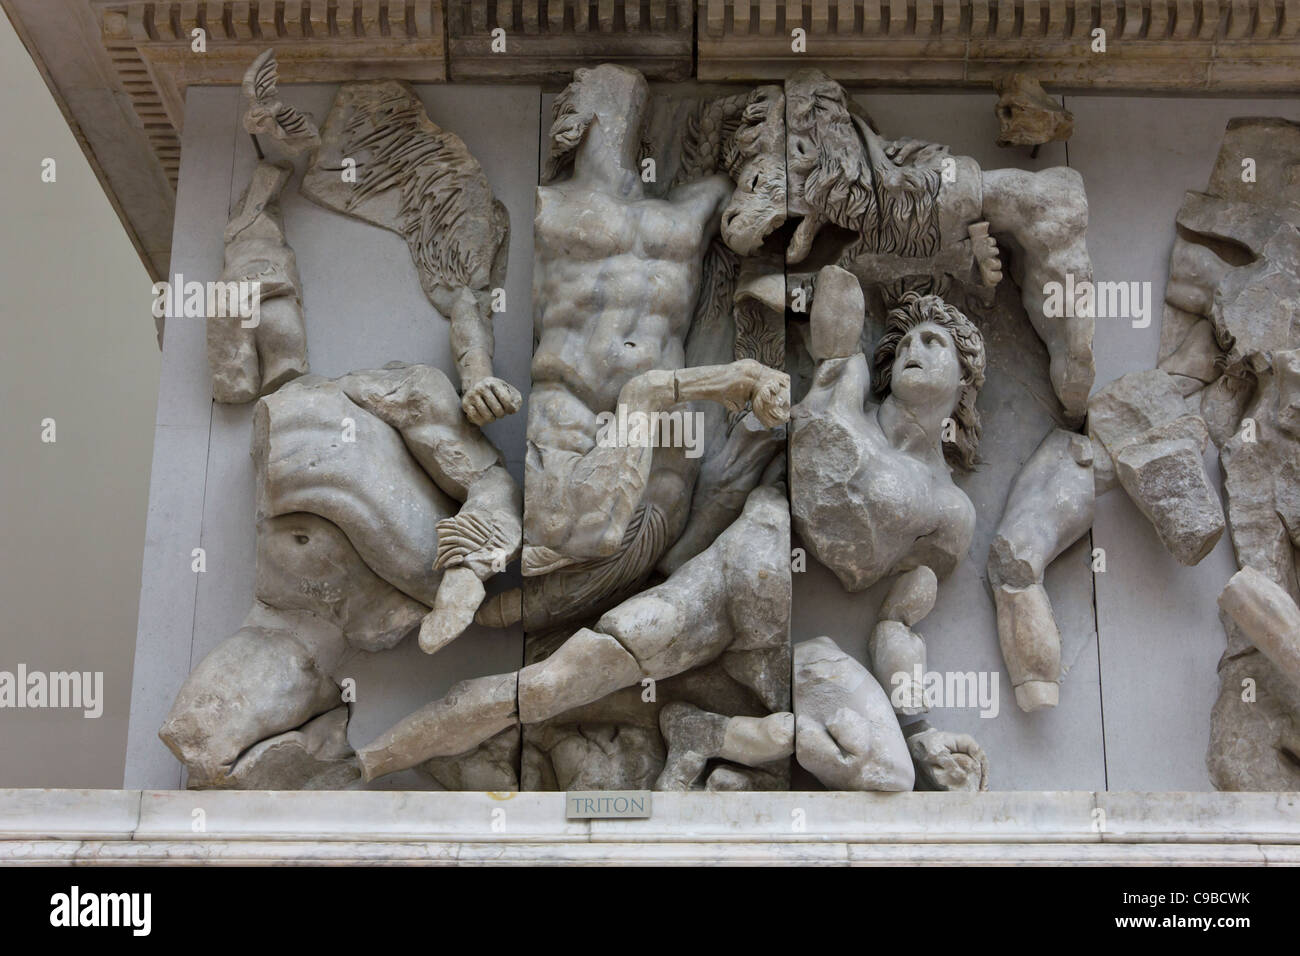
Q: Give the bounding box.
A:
[0,16,160,788]
[121,77,1297,792]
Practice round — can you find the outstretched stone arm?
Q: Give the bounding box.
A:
[794,263,873,417]
[982,167,1095,423]
[442,285,523,427]
[988,428,1096,712]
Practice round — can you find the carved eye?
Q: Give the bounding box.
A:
[294,534,310,545]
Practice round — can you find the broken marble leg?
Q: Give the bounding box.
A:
[654,702,794,791]
[868,566,938,716]
[793,636,914,791]
[517,627,645,723]
[355,673,519,782]
[159,603,347,788]
[981,167,1095,422]
[988,428,1096,712]
[209,160,308,404]
[1218,567,1300,691]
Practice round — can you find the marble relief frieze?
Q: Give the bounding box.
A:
[158,47,1300,795]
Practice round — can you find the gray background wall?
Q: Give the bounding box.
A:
[0,16,159,787]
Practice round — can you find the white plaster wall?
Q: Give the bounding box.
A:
[126,84,1299,792]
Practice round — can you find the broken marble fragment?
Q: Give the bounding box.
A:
[1088,368,1224,565]
[422,727,521,792]
[209,160,308,404]
[793,636,914,791]
[878,566,938,627]
[357,673,520,782]
[654,702,793,791]
[1115,433,1225,566]
[988,428,1095,711]
[904,721,990,791]
[869,567,939,717]
[302,82,520,424]
[994,74,1074,148]
[241,49,320,155]
[1218,567,1300,692]
[216,708,359,791]
[1088,368,1190,456]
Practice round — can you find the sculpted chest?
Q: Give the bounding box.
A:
[535,186,707,263]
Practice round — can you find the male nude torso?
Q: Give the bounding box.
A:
[525,175,732,574]
[521,65,788,579]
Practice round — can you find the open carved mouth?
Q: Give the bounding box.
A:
[904,360,922,370]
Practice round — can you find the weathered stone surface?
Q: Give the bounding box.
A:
[791,265,981,592]
[422,727,521,793]
[302,82,521,425]
[218,708,359,791]
[994,74,1074,148]
[793,636,914,792]
[1218,568,1300,692]
[1088,368,1224,565]
[987,428,1094,710]
[1088,368,1190,458]
[1151,118,1300,792]
[162,365,522,789]
[1159,319,1221,386]
[241,49,320,155]
[992,584,1062,713]
[783,71,1094,421]
[905,721,990,792]
[869,621,927,717]
[1208,652,1300,792]
[160,606,347,789]
[654,702,793,791]
[1116,436,1225,566]
[209,160,308,404]
[878,566,938,628]
[357,673,520,782]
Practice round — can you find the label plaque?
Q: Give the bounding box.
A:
[565,791,652,819]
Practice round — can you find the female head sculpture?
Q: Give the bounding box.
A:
[873,291,986,470]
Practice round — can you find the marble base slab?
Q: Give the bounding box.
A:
[2,789,1296,865]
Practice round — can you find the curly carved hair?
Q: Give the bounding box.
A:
[873,292,986,470]
[786,70,944,258]
[544,66,653,184]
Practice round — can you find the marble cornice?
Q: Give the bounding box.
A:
[3,0,1298,290]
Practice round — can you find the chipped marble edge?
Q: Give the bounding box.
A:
[0,790,1297,851]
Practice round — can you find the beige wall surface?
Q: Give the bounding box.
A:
[0,16,158,786]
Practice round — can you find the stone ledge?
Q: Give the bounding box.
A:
[1,789,1296,864]
[5,840,1299,864]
